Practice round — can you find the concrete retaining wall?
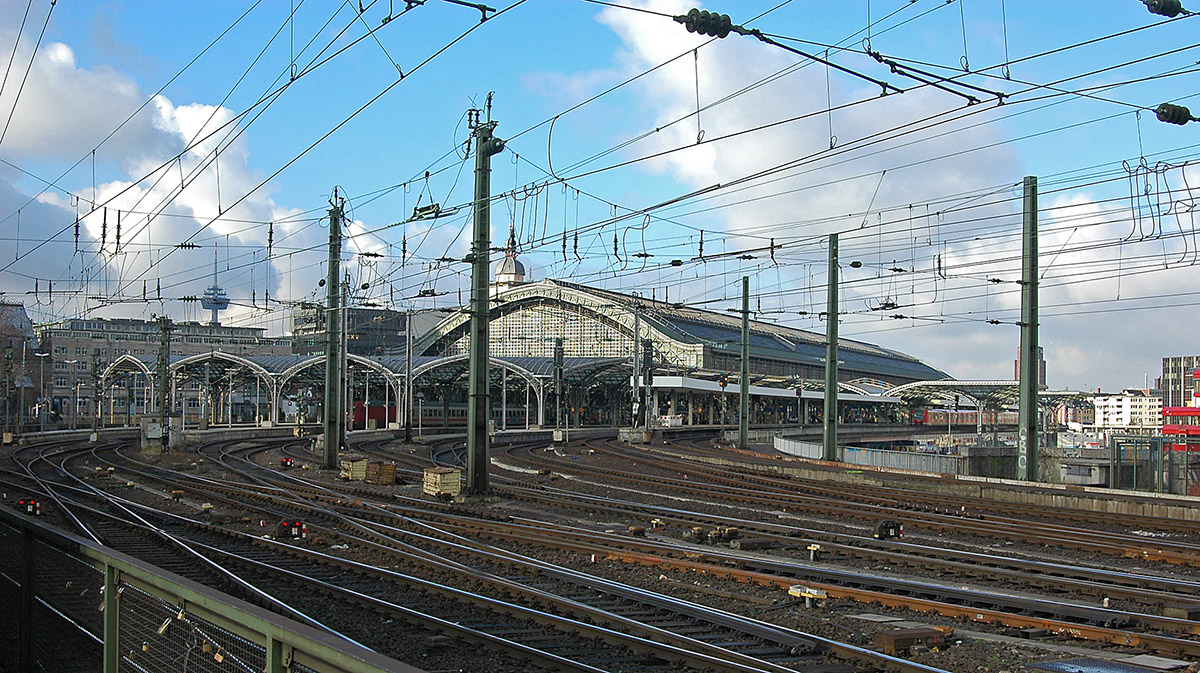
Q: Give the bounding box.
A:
[645,443,1200,523]
[774,436,968,475]
[11,427,140,445]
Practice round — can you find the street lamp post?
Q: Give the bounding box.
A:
[17,339,27,435]
[415,391,424,439]
[64,359,78,430]
[34,352,48,432]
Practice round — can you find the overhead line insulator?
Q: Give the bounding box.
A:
[1145,0,1187,17]
[679,8,734,38]
[1155,102,1195,125]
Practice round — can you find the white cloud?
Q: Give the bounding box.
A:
[574,1,1200,392]
[0,40,175,167]
[0,28,329,332]
[585,2,1026,372]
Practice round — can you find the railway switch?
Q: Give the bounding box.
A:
[1164,604,1200,620]
[705,525,740,545]
[873,626,950,655]
[788,584,827,608]
[873,519,903,539]
[729,538,771,550]
[628,525,646,537]
[807,544,822,561]
[15,497,40,515]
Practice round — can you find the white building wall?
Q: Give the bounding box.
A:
[1089,389,1162,436]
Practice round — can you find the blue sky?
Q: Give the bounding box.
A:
[1,0,1198,392]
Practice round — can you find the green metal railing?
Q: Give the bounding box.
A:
[1108,434,1200,495]
[0,506,423,673]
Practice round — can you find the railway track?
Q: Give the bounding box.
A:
[506,438,1200,567]
[306,434,1200,657]
[13,428,1200,670]
[18,435,948,673]
[668,437,1200,535]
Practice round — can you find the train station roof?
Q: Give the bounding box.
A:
[415,278,947,384]
[887,379,1092,409]
[556,280,946,381]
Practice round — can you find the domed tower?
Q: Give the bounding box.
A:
[493,225,526,293]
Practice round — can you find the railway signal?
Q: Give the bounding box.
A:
[873,519,903,539]
[276,520,307,539]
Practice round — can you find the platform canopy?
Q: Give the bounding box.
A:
[887,379,1091,409]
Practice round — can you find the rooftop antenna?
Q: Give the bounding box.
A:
[200,243,230,325]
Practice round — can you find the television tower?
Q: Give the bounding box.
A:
[200,244,230,326]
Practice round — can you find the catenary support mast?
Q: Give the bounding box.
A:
[466,100,504,496]
[322,194,344,470]
[1018,176,1039,480]
[738,276,750,450]
[823,234,839,462]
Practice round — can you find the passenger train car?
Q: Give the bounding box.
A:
[350,400,526,429]
[914,409,1019,426]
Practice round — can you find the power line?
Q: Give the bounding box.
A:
[0,0,34,103]
[0,0,270,229]
[0,0,56,148]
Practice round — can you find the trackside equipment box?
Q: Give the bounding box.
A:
[423,467,462,497]
[339,455,369,481]
[365,462,397,485]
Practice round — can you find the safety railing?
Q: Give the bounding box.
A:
[0,506,422,673]
[774,436,967,475]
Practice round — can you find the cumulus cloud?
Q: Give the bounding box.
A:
[0,40,175,167]
[557,0,1200,391]
[582,2,1023,370]
[0,24,328,332]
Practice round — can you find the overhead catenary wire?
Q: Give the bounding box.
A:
[16,0,1200,362]
[0,0,56,148]
[6,0,464,311]
[0,0,406,275]
[0,0,34,105]
[112,0,532,302]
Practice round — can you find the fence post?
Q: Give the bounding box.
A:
[104,564,120,673]
[1108,436,1119,489]
[19,527,33,673]
[1156,438,1164,493]
[1168,444,1175,494]
[266,635,285,673]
